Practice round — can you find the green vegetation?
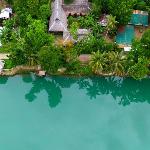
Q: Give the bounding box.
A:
[64,0,74,4]
[0,0,150,80]
[4,59,14,69]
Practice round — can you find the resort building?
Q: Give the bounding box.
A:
[49,0,68,34]
[49,0,90,42]
[116,10,149,51]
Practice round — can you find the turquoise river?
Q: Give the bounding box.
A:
[0,74,150,150]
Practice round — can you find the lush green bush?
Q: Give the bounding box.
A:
[4,59,14,69]
[38,46,64,73]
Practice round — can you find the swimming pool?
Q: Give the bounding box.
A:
[116,25,135,45]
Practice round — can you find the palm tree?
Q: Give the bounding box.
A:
[106,15,118,36]
[90,50,106,74]
[106,51,126,76]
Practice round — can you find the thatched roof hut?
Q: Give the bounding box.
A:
[62,0,90,16]
[49,0,90,40]
[49,0,68,33]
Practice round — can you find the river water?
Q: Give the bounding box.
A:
[0,74,150,150]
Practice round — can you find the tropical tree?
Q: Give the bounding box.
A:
[38,46,63,73]
[108,0,135,25]
[106,15,118,36]
[141,29,150,57]
[70,22,79,40]
[24,19,54,65]
[78,15,95,28]
[38,4,51,23]
[128,57,149,80]
[90,50,106,74]
[112,52,126,76]
[107,51,125,76]
[91,0,102,18]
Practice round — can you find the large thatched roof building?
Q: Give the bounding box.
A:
[62,0,90,16]
[49,0,68,33]
[49,0,90,41]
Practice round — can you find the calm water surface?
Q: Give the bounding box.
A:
[0,74,150,150]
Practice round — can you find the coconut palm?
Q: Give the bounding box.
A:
[106,51,126,76]
[90,50,106,74]
[106,15,118,35]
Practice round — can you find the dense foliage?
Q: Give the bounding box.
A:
[0,0,150,79]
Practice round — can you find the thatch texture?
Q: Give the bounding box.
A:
[62,0,90,16]
[49,0,68,33]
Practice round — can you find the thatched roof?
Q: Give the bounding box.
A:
[62,0,90,16]
[49,0,68,32]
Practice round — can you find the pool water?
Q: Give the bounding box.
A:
[0,74,150,150]
[116,25,135,45]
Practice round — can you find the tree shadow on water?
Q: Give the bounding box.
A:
[0,76,8,84]
[76,76,150,106]
[24,76,62,108]
[22,74,150,107]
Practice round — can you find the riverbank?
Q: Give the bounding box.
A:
[0,65,149,80]
[0,65,38,76]
[0,65,126,78]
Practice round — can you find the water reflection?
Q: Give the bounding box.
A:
[51,76,77,88]
[51,76,150,106]
[24,74,62,108]
[76,76,150,106]
[0,76,8,84]
[22,74,150,107]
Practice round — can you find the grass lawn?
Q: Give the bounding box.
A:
[64,0,74,4]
